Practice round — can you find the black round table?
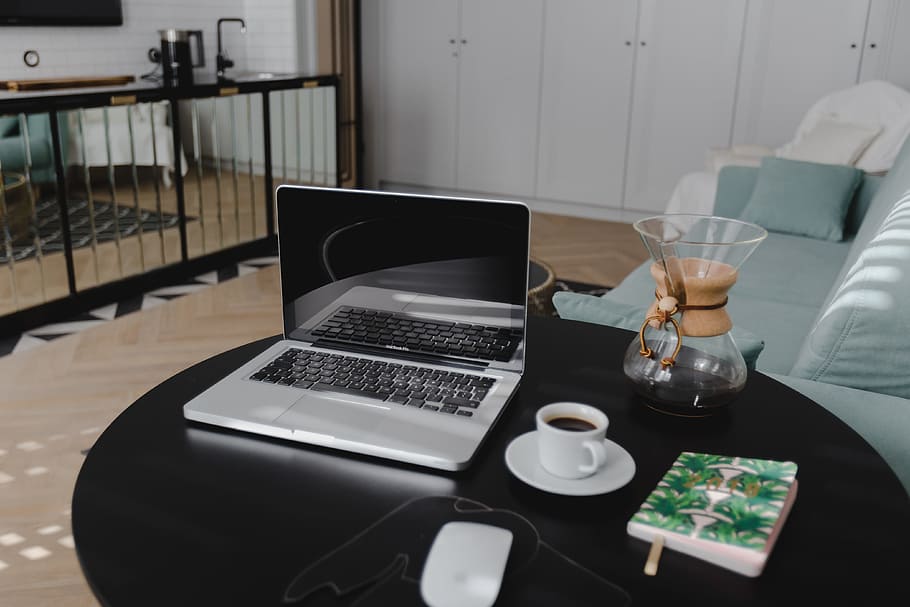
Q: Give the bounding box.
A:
[72,316,910,606]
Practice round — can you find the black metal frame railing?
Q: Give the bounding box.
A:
[0,74,340,337]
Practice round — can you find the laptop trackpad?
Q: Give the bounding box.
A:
[273,392,389,437]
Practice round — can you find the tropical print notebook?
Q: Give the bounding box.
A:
[627,452,798,577]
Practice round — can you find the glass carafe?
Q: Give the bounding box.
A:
[623,215,767,416]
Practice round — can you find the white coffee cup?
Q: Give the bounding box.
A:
[536,402,609,479]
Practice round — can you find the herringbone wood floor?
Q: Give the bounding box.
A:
[0,212,647,606]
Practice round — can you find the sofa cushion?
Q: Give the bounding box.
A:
[730,230,847,372]
[599,262,657,308]
[767,372,909,495]
[607,232,848,311]
[602,230,849,374]
[730,299,820,375]
[791,183,910,398]
[714,165,759,219]
[739,157,863,241]
[728,232,851,306]
[551,292,765,369]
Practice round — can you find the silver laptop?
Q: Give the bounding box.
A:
[183,185,530,471]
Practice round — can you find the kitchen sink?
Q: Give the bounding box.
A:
[229,71,297,81]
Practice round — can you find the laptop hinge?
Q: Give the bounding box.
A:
[311,339,490,371]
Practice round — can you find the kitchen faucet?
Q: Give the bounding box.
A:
[216,17,247,79]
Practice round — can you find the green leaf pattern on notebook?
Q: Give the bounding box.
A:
[631,452,798,551]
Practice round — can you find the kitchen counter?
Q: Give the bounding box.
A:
[0,72,336,112]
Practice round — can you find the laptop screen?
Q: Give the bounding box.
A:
[275,186,530,372]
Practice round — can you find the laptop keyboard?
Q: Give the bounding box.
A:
[249,348,497,417]
[309,307,522,362]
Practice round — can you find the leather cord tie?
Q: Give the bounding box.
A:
[638,291,729,368]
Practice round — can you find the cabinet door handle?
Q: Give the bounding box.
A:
[640,41,647,46]
[461,39,467,44]
[870,43,877,48]
[850,43,857,48]
[625,41,632,46]
[449,39,456,44]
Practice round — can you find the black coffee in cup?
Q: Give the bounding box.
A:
[546,416,598,432]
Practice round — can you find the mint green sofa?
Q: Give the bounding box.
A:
[0,113,59,184]
[554,137,910,495]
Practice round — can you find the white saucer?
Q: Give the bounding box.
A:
[504,431,636,496]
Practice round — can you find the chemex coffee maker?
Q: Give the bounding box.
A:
[159,29,205,87]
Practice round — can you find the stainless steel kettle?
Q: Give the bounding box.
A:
[159,29,205,87]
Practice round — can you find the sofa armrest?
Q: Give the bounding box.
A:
[552,292,765,369]
[766,373,910,496]
[714,165,759,219]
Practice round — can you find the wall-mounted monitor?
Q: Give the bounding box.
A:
[0,0,123,26]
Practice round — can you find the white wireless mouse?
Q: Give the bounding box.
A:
[420,521,513,607]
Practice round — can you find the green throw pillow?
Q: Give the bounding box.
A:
[739,156,862,241]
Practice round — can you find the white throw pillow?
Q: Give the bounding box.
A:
[776,118,881,166]
[784,80,910,172]
[705,146,770,172]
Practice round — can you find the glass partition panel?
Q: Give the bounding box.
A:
[179,93,267,258]
[1,82,338,323]
[123,101,182,272]
[269,86,338,188]
[62,101,180,292]
[0,112,66,315]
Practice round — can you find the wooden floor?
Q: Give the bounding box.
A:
[0,210,648,606]
[529,212,650,287]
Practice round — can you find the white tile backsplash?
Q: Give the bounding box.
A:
[0,0,300,82]
[241,0,299,74]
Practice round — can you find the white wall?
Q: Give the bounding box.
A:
[242,0,302,74]
[0,0,301,81]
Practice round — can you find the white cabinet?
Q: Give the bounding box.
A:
[536,0,746,214]
[457,0,544,196]
[379,0,459,189]
[623,0,747,213]
[731,0,910,149]
[859,0,910,91]
[378,0,543,196]
[536,1,637,207]
[367,0,910,219]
